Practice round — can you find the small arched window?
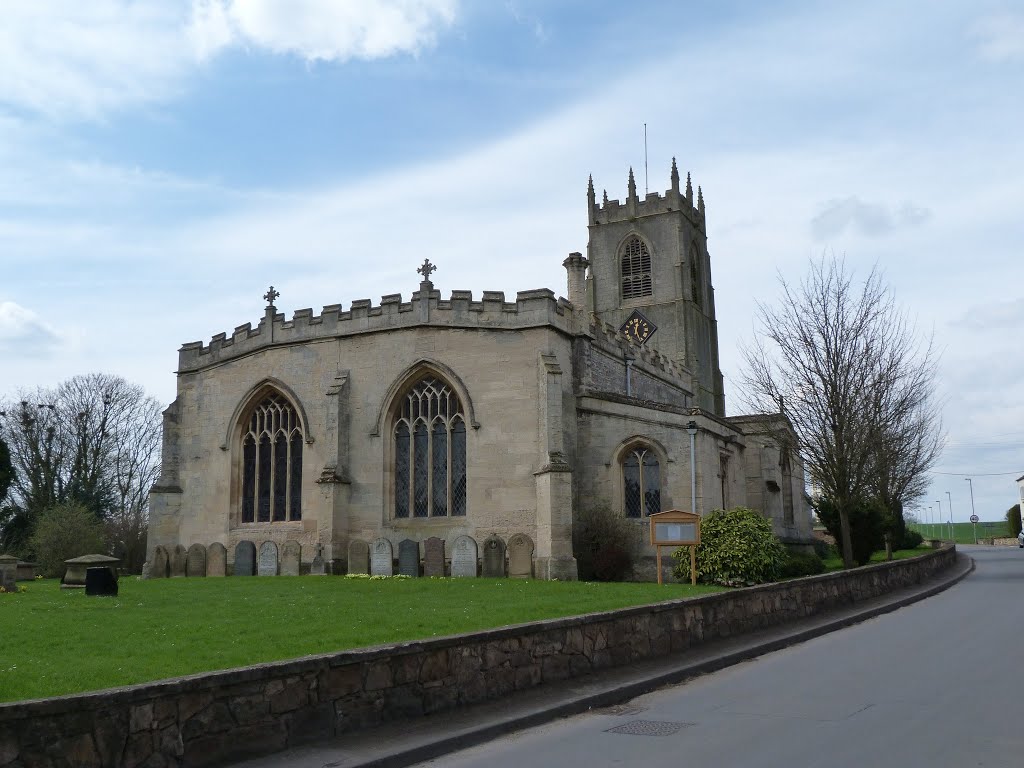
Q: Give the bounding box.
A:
[240,392,303,523]
[623,445,661,518]
[394,376,467,519]
[781,452,794,524]
[621,236,653,300]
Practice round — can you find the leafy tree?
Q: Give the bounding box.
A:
[815,495,886,566]
[672,506,786,586]
[740,255,943,568]
[1006,504,1022,538]
[28,502,107,578]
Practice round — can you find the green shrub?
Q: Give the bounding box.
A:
[573,505,636,581]
[897,529,923,549]
[672,506,786,587]
[28,503,107,578]
[815,496,886,566]
[1006,505,1022,538]
[780,550,825,578]
[811,537,834,560]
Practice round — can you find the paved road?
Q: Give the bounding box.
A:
[410,546,1024,768]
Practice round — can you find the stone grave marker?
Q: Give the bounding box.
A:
[0,554,17,593]
[207,543,227,577]
[397,539,419,577]
[234,541,256,576]
[63,554,120,589]
[186,544,207,578]
[282,540,301,576]
[170,545,187,577]
[423,537,445,577]
[85,567,118,597]
[450,535,478,578]
[348,539,369,575]
[481,535,506,578]
[310,542,326,575]
[370,538,393,576]
[151,545,169,578]
[258,542,279,576]
[507,534,534,579]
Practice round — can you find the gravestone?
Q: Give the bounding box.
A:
[63,554,120,589]
[397,539,419,577]
[151,546,169,578]
[234,541,256,576]
[207,543,227,577]
[348,539,369,575]
[258,542,279,576]
[450,535,478,578]
[423,537,445,577]
[282,540,301,576]
[0,554,16,593]
[310,542,326,575]
[170,545,187,577]
[481,535,506,578]
[370,538,393,576]
[186,544,207,578]
[507,534,534,579]
[85,567,118,597]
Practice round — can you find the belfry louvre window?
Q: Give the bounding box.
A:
[394,376,467,519]
[623,445,660,518]
[621,236,653,300]
[241,393,303,523]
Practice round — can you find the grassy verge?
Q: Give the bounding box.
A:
[821,546,927,571]
[1,575,722,703]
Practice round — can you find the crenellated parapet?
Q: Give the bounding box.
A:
[587,157,705,231]
[178,288,574,372]
[587,318,694,391]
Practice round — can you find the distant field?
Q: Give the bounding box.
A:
[908,520,1010,544]
[0,575,723,703]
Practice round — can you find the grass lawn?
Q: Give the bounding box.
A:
[821,546,928,571]
[0,575,723,703]
[908,521,1010,544]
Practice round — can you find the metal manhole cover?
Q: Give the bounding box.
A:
[604,719,691,737]
[598,704,648,717]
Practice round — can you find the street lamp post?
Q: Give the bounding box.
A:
[966,478,977,544]
[946,490,953,542]
[935,500,942,541]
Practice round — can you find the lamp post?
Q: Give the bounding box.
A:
[966,478,977,543]
[935,500,942,540]
[946,490,953,541]
[686,420,699,516]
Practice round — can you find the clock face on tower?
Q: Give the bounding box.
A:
[620,309,657,345]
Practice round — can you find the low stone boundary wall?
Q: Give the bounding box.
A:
[0,545,956,768]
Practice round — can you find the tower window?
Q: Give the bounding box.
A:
[621,236,653,300]
[690,242,703,308]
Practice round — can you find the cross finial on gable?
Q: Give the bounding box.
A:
[417,259,437,282]
[263,286,280,306]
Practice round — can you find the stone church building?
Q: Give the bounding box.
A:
[146,160,812,581]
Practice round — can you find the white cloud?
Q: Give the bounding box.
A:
[971,13,1024,61]
[959,300,1024,332]
[188,0,458,63]
[810,197,931,241]
[0,302,62,357]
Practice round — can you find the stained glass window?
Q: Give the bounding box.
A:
[393,376,467,519]
[623,445,660,517]
[621,236,653,300]
[240,392,304,524]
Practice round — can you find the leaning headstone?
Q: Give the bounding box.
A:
[258,541,279,576]
[310,542,326,575]
[423,537,445,577]
[481,535,506,578]
[398,539,419,577]
[151,546,169,578]
[348,539,369,575]
[282,540,301,576]
[170,545,187,577]
[207,543,227,577]
[450,535,478,578]
[186,544,207,578]
[234,541,256,576]
[370,538,393,576]
[85,567,118,597]
[507,534,534,579]
[0,554,17,593]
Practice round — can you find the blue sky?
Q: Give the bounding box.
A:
[2,0,1022,524]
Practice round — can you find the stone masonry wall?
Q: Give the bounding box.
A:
[0,546,956,768]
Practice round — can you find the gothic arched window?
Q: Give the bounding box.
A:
[621,236,653,300]
[781,452,794,524]
[240,392,303,523]
[622,445,661,518]
[690,242,703,308]
[394,376,467,519]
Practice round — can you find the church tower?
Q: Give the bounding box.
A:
[585,159,725,414]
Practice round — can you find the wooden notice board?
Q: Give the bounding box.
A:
[649,509,701,585]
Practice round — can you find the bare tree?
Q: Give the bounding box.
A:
[739,255,943,568]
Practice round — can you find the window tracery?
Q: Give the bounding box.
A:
[240,392,303,523]
[623,444,661,518]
